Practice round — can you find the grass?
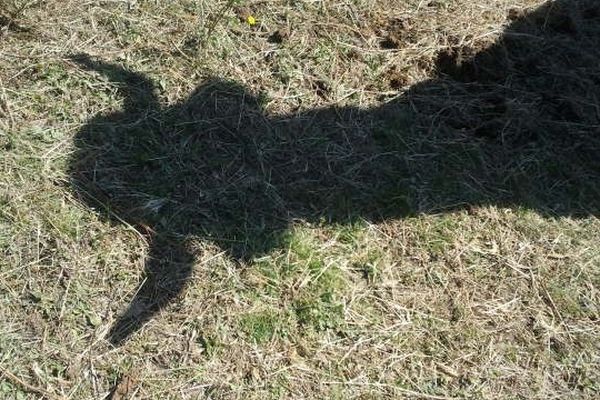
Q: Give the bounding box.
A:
[1,0,599,398]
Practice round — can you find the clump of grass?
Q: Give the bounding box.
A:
[239,310,290,344]
[0,0,38,31]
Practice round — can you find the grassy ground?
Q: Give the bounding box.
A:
[1,0,599,398]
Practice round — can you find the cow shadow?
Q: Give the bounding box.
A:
[69,0,600,345]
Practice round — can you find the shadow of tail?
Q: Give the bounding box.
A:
[107,237,194,345]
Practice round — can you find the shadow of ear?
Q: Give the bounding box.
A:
[69,52,160,113]
[107,236,194,346]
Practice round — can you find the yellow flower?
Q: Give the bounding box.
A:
[246,15,256,26]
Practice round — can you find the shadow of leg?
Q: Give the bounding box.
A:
[108,236,194,345]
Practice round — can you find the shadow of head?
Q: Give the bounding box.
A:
[69,0,599,345]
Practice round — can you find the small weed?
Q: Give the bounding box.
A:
[294,294,344,332]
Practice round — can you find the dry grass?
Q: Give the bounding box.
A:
[1,0,599,399]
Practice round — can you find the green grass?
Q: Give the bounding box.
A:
[240,310,289,344]
[1,0,599,399]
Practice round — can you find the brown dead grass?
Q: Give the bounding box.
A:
[0,0,599,399]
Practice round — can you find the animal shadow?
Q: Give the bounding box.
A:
[69,0,599,345]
